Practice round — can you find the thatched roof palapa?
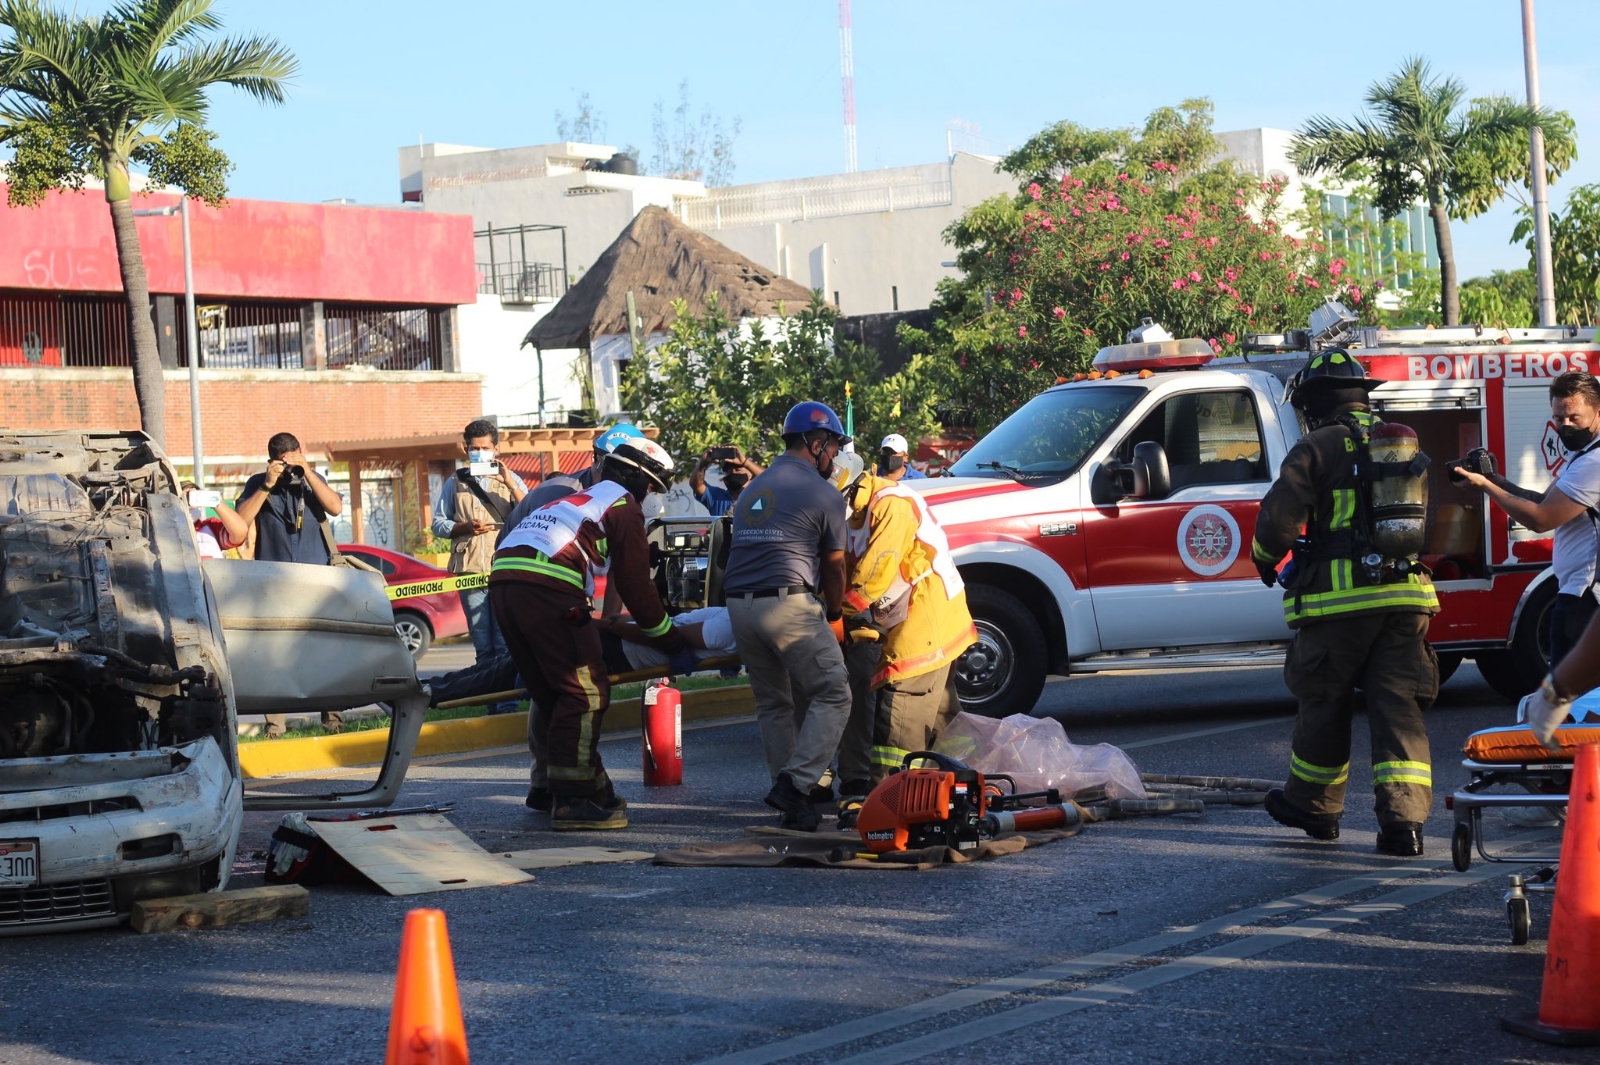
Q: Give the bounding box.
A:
[524,205,822,350]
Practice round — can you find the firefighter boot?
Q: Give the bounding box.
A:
[1265,788,1341,841]
[836,779,872,831]
[552,794,629,831]
[525,787,553,813]
[1376,822,1424,857]
[764,772,822,832]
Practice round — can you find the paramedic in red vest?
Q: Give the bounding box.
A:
[1456,370,1600,669]
[433,420,527,675]
[490,439,695,830]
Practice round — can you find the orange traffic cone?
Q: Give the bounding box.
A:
[1503,741,1600,1045]
[385,908,470,1064]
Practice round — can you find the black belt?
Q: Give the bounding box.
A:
[728,584,813,599]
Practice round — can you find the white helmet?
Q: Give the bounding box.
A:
[828,449,866,493]
[607,438,677,494]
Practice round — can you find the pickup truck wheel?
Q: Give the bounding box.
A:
[956,584,1048,718]
[1474,581,1555,701]
[1434,651,1462,686]
[393,611,433,660]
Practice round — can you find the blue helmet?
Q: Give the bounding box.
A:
[781,401,850,443]
[593,422,645,454]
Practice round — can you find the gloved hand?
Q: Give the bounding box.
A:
[666,646,699,677]
[1256,559,1279,588]
[1524,675,1574,754]
[829,615,846,644]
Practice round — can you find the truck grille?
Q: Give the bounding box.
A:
[0,878,116,925]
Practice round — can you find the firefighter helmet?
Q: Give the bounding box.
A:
[1285,348,1381,409]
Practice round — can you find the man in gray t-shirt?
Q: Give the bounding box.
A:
[1461,370,1600,667]
[724,402,854,831]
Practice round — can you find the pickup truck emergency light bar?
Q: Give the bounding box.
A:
[1091,337,1216,374]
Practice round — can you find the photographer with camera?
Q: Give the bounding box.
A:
[690,444,764,517]
[233,432,347,735]
[1454,370,1600,668]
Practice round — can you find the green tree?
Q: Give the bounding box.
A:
[1515,184,1600,326]
[1459,268,1536,329]
[0,0,296,447]
[1290,57,1574,327]
[620,293,941,464]
[650,79,739,187]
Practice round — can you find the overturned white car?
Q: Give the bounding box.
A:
[0,431,428,934]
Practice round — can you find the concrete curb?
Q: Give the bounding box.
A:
[237,685,755,779]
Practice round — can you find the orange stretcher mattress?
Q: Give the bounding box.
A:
[1463,723,1600,763]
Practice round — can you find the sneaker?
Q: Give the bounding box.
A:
[764,773,821,832]
[525,787,553,813]
[1264,788,1340,841]
[808,781,836,804]
[1376,822,1424,857]
[552,797,629,831]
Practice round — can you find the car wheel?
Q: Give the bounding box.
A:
[956,584,1048,719]
[394,611,432,660]
[1475,581,1555,701]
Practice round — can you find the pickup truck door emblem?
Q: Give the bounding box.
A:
[1177,504,1241,577]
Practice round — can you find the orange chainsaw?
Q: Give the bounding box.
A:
[856,751,1072,854]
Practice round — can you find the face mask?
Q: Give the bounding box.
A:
[810,439,836,480]
[468,448,495,465]
[1558,424,1596,453]
[724,471,749,493]
[880,452,905,474]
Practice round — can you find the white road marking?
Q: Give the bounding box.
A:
[693,853,1520,1065]
[1118,715,1295,750]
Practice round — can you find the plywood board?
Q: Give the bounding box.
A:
[312,813,534,896]
[496,846,654,870]
[131,885,310,933]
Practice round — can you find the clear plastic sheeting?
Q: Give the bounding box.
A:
[934,712,1144,801]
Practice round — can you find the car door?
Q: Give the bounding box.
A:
[1082,385,1287,650]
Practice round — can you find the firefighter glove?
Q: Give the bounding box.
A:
[829,616,847,644]
[1256,558,1279,588]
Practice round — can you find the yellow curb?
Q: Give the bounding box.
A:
[237,685,755,779]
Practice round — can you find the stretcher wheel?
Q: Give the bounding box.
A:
[1451,821,1472,872]
[1508,896,1531,945]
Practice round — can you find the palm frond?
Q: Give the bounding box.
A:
[112,0,221,59]
[160,34,296,104]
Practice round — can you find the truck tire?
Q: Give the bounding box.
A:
[1434,651,1462,687]
[1474,581,1556,701]
[956,584,1048,718]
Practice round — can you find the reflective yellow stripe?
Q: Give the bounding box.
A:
[1330,488,1356,531]
[1290,753,1349,785]
[1372,760,1431,787]
[871,744,909,768]
[1251,537,1278,563]
[1285,581,1439,622]
[491,555,585,589]
[641,615,673,638]
[548,663,607,783]
[1331,558,1353,592]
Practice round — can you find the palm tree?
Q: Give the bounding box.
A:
[0,0,296,447]
[1290,57,1566,326]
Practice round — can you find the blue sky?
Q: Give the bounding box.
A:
[159,1,1600,278]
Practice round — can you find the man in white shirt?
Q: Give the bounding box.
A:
[1459,370,1600,666]
[597,607,739,672]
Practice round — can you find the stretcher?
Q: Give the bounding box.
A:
[431,655,743,711]
[1449,723,1589,943]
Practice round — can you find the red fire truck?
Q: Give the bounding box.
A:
[933,308,1593,717]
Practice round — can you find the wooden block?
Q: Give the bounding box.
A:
[130,885,310,933]
[498,846,654,870]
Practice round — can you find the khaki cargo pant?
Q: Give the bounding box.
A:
[1283,610,1438,827]
[727,590,852,792]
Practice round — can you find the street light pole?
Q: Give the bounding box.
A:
[1522,0,1558,327]
[132,198,204,484]
[180,198,204,486]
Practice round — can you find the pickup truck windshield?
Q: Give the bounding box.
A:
[950,385,1141,485]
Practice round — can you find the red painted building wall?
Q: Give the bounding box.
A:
[0,186,477,305]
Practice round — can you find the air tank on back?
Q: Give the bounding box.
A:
[1368,422,1428,558]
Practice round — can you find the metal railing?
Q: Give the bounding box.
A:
[683,165,953,230]
[0,294,135,367]
[476,262,565,303]
[324,304,444,372]
[181,301,303,370]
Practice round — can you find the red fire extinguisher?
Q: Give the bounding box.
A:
[642,678,682,786]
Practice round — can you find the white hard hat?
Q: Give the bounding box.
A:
[880,434,910,454]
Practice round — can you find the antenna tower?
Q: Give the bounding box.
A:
[838,0,857,173]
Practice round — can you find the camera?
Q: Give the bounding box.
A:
[1446,447,1497,484]
[708,445,740,463]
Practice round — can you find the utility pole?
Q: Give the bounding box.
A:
[133,198,204,484]
[1522,0,1557,327]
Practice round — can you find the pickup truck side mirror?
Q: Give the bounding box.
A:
[1091,441,1172,505]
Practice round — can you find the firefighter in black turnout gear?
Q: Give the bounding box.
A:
[1252,349,1440,857]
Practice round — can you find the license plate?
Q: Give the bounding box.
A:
[0,839,41,887]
